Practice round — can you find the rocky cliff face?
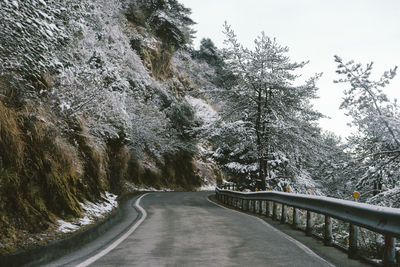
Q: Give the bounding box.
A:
[0,0,219,253]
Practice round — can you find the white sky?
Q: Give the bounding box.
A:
[179,0,400,138]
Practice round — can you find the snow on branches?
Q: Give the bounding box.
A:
[206,23,325,191]
[335,56,400,205]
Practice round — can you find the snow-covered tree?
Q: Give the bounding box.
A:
[334,56,400,206]
[309,132,360,198]
[0,0,199,161]
[210,23,323,190]
[0,0,90,98]
[126,0,195,49]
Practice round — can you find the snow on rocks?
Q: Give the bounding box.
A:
[11,1,19,9]
[57,191,118,233]
[198,184,215,191]
[185,95,218,127]
[57,220,80,233]
[123,181,172,192]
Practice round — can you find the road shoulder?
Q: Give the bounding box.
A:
[208,194,372,267]
[0,193,143,267]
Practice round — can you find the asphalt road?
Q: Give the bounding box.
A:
[46,192,339,267]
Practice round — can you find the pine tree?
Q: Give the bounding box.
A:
[212,23,322,190]
[126,0,195,49]
[334,56,400,205]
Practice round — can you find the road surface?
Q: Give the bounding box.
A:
[47,192,336,266]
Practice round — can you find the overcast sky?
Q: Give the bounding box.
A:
[179,0,400,138]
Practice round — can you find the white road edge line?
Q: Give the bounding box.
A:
[76,193,149,267]
[207,196,336,267]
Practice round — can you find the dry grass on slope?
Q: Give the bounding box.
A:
[0,102,111,254]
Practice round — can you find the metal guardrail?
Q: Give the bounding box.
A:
[215,187,400,266]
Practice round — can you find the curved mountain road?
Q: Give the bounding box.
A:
[46,192,369,267]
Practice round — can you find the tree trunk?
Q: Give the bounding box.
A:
[255,90,266,190]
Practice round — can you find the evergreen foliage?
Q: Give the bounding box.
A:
[334,56,400,206]
[208,23,324,190]
[126,0,195,49]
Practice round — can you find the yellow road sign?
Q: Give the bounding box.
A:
[353,191,360,199]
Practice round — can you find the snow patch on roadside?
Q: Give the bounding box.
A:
[57,221,80,233]
[198,184,215,191]
[124,181,173,192]
[57,191,118,233]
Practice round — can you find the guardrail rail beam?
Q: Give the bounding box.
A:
[215,187,400,265]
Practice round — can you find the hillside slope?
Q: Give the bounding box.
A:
[0,0,220,254]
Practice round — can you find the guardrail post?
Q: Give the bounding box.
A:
[306,211,313,236]
[324,215,333,246]
[281,204,287,224]
[258,200,263,215]
[272,202,278,220]
[348,223,358,259]
[256,200,261,214]
[263,200,267,215]
[242,199,247,211]
[292,208,299,229]
[383,236,396,266]
[266,201,270,217]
